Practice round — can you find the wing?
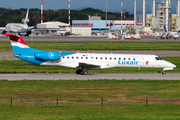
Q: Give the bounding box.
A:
[76,62,101,70]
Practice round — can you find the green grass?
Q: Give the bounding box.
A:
[1,80,180,119]
[1,40,180,51]
[0,57,179,73]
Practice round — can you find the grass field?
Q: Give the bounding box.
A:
[0,40,180,51]
[0,56,179,73]
[1,80,180,120]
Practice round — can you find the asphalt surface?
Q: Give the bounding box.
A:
[0,73,179,80]
[0,35,180,41]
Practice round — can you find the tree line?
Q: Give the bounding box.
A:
[0,7,134,27]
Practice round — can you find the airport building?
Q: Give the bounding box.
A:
[37,21,69,35]
[72,15,143,35]
[37,21,92,36]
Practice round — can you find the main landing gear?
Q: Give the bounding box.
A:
[162,71,166,75]
[76,70,85,75]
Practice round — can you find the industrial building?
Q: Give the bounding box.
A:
[137,0,180,32]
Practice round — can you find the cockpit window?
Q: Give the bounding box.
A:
[155,57,162,60]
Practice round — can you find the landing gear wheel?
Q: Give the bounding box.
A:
[76,70,81,74]
[162,71,166,75]
[80,70,84,75]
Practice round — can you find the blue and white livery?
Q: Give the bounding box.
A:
[5,34,176,75]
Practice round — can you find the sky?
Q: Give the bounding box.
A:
[0,0,178,14]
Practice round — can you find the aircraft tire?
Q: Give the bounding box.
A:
[162,71,166,75]
[80,70,85,75]
[76,70,81,74]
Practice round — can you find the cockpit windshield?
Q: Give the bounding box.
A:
[155,57,162,60]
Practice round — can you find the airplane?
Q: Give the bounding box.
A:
[124,34,141,40]
[161,25,179,39]
[2,9,29,35]
[4,33,176,75]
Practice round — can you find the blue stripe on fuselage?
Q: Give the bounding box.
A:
[12,46,75,65]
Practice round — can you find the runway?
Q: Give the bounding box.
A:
[0,73,180,80]
[0,35,179,41]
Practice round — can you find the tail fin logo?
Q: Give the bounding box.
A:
[48,52,55,58]
[4,34,28,46]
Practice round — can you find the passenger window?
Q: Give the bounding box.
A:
[124,58,126,60]
[110,58,112,60]
[81,57,83,59]
[128,58,130,60]
[133,58,135,60]
[67,57,69,59]
[114,58,116,60]
[96,57,98,59]
[100,57,103,60]
[76,57,78,59]
[105,57,107,60]
[119,58,121,60]
[72,57,74,59]
[86,57,88,59]
[63,57,65,59]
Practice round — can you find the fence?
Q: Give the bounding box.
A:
[2,97,160,106]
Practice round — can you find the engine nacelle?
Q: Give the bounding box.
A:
[22,18,29,24]
[34,52,61,61]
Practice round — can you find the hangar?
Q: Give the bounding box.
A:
[37,21,69,35]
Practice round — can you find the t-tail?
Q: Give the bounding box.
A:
[4,34,51,64]
[22,9,29,25]
[4,34,73,65]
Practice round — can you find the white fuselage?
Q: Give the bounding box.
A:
[40,53,176,71]
[5,23,28,33]
[168,32,179,39]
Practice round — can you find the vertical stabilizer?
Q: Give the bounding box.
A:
[4,34,29,55]
[164,24,167,32]
[22,9,29,24]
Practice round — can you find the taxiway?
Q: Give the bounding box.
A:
[0,73,179,80]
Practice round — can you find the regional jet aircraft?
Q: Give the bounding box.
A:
[161,25,179,39]
[2,9,29,34]
[4,34,176,75]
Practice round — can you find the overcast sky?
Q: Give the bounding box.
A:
[0,0,177,14]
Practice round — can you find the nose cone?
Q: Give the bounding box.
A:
[167,61,176,68]
[163,60,176,68]
[172,63,176,68]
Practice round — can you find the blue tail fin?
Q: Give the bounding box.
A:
[164,25,167,32]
